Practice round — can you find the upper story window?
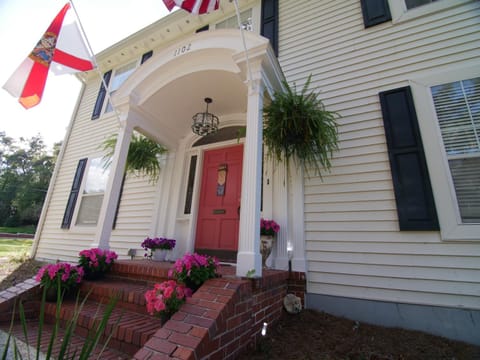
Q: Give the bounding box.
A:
[431,78,480,224]
[216,9,253,31]
[105,61,136,113]
[388,0,470,23]
[405,0,439,10]
[92,50,152,120]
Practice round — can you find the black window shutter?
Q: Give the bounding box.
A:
[379,87,439,231]
[141,50,153,64]
[112,173,126,229]
[91,70,112,120]
[360,0,391,28]
[261,0,278,56]
[61,158,87,229]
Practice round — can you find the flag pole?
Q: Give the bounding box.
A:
[233,0,254,85]
[68,0,123,126]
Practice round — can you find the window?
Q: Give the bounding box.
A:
[104,61,136,113]
[405,0,438,9]
[76,158,110,226]
[388,0,470,23]
[431,78,480,223]
[91,51,153,120]
[409,65,480,240]
[216,9,253,31]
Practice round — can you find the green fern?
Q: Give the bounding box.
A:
[102,132,167,184]
[263,75,339,178]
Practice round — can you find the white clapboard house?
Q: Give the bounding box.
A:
[33,0,480,345]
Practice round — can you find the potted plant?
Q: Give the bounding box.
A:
[102,131,167,184]
[35,262,84,301]
[141,237,176,261]
[78,247,118,280]
[263,75,339,178]
[168,253,219,292]
[144,280,191,322]
[260,218,280,268]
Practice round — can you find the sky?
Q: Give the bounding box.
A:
[0,0,170,151]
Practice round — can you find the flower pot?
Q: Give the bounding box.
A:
[45,286,60,302]
[44,285,79,302]
[84,271,105,281]
[260,235,275,268]
[152,249,169,261]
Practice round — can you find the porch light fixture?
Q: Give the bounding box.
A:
[192,97,219,136]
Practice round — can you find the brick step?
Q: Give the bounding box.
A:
[5,320,131,359]
[43,298,163,356]
[79,278,156,314]
[109,260,173,283]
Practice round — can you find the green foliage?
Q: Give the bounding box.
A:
[102,132,167,184]
[263,75,339,178]
[1,289,119,360]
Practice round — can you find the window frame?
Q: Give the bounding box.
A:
[212,6,260,33]
[73,156,111,227]
[387,0,471,23]
[409,63,480,241]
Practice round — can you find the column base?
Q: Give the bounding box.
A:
[236,251,262,278]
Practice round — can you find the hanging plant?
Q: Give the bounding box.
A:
[263,75,339,177]
[102,132,167,183]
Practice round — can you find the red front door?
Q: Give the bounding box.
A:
[195,144,243,262]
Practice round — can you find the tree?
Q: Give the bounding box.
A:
[0,132,58,227]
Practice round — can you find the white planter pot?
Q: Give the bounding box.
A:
[152,249,169,261]
[260,235,274,268]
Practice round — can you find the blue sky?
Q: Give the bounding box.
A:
[0,0,169,150]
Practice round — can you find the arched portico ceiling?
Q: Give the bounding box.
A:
[112,29,284,149]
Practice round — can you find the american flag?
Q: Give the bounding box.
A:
[163,0,220,15]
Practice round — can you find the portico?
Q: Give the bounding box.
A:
[92,29,288,277]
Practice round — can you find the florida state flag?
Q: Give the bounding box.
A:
[163,0,219,15]
[3,3,94,109]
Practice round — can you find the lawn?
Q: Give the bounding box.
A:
[0,238,33,258]
[0,226,36,234]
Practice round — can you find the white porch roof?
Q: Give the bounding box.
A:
[112,29,283,149]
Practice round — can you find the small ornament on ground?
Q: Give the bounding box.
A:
[283,293,302,314]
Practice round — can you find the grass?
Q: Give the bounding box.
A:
[0,226,36,234]
[0,239,33,258]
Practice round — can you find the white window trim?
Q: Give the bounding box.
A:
[388,0,472,24]
[409,63,480,241]
[212,6,260,34]
[72,155,109,229]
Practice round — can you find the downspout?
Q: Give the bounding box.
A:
[31,81,86,258]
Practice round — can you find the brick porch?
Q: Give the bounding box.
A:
[0,260,305,359]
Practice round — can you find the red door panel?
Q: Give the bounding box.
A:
[195,145,243,259]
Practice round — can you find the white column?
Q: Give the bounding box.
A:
[236,78,264,277]
[92,118,133,249]
[272,161,289,269]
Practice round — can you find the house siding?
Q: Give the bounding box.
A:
[279,0,480,310]
[35,74,157,261]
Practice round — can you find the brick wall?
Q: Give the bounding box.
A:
[135,270,305,360]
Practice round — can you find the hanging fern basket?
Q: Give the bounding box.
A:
[263,75,339,178]
[102,132,167,184]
